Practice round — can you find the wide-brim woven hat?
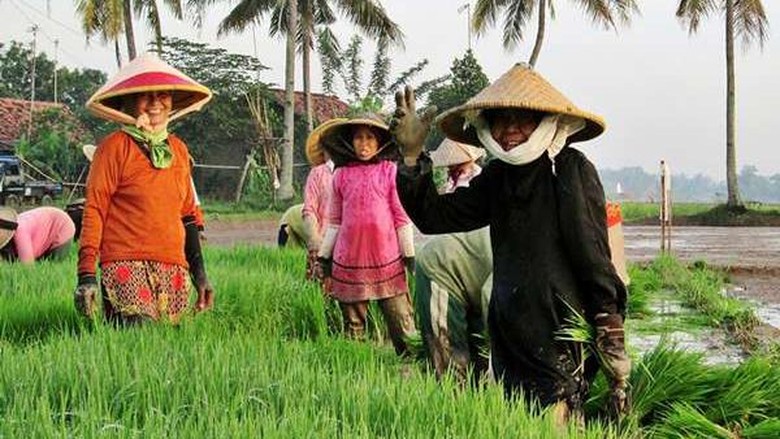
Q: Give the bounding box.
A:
[436,63,606,146]
[0,207,18,249]
[316,114,396,167]
[82,144,97,162]
[86,53,212,125]
[305,119,342,165]
[430,138,486,168]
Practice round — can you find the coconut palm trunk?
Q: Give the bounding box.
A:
[724,0,743,209]
[303,32,314,134]
[279,0,298,200]
[123,0,137,60]
[528,0,546,67]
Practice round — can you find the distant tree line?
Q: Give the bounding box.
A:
[600,165,780,203]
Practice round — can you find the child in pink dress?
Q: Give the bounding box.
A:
[314,114,416,355]
[301,142,334,280]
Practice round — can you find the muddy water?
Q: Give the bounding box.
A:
[623,226,780,269]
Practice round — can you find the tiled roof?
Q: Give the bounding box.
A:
[0,98,81,144]
[269,90,349,122]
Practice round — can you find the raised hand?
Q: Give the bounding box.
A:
[390,85,437,166]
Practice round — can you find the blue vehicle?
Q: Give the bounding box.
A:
[0,150,63,207]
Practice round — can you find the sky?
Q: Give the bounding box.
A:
[1,0,778,180]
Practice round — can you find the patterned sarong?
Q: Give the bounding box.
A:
[101,260,191,322]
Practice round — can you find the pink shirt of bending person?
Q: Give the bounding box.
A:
[302,161,334,249]
[13,207,75,264]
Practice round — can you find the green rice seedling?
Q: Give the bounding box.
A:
[626,263,654,317]
[742,419,780,439]
[622,344,712,426]
[702,357,780,427]
[649,403,736,439]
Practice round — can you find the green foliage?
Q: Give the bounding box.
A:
[342,35,364,103]
[15,108,92,183]
[0,247,618,438]
[158,37,268,96]
[0,40,112,139]
[425,49,490,149]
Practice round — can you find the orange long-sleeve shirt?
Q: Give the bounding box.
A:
[78,131,197,275]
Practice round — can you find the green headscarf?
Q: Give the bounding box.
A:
[121,125,173,169]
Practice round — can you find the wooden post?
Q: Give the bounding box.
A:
[659,160,672,253]
[235,154,253,203]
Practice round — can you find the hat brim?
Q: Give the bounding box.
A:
[86,54,212,125]
[306,119,343,165]
[0,207,18,249]
[436,102,605,147]
[317,118,396,167]
[82,144,97,162]
[435,63,606,146]
[430,139,486,167]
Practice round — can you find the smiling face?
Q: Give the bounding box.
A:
[352,126,380,161]
[486,109,544,152]
[134,91,173,131]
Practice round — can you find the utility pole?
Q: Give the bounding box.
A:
[28,24,39,139]
[53,39,59,104]
[457,3,472,51]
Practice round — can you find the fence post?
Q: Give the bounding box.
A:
[659,160,672,253]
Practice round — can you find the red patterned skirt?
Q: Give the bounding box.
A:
[101,260,191,323]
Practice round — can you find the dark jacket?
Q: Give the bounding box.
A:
[397,147,627,406]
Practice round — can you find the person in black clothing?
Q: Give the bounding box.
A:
[391,64,631,422]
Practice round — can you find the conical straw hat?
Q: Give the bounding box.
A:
[0,207,18,250]
[306,119,342,165]
[315,114,395,167]
[82,144,97,162]
[436,63,606,146]
[86,53,212,125]
[430,138,485,168]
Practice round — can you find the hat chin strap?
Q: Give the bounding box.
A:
[474,113,585,170]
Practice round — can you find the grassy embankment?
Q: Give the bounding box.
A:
[1,248,779,438]
[621,202,780,226]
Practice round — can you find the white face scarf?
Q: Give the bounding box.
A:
[469,111,586,170]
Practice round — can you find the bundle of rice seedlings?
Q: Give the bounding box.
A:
[626,344,712,426]
[703,357,780,427]
[650,403,736,439]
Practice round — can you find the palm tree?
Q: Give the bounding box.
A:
[676,0,768,211]
[76,0,185,63]
[212,0,402,200]
[473,0,639,67]
[216,0,403,134]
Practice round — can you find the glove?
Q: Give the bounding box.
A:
[390,85,438,166]
[185,216,214,313]
[74,273,99,319]
[404,256,415,274]
[317,257,333,278]
[595,313,632,418]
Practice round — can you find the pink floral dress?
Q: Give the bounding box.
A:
[328,160,411,302]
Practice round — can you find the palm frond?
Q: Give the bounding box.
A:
[733,0,768,49]
[333,0,404,47]
[675,0,718,34]
[218,0,277,36]
[473,0,512,36]
[501,0,535,50]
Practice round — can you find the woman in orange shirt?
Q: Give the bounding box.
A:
[74,54,214,324]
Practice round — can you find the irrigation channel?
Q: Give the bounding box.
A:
[205,220,780,364]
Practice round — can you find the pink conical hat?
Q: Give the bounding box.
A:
[86,53,212,124]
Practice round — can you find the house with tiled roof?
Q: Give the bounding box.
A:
[269,89,349,123]
[0,97,84,147]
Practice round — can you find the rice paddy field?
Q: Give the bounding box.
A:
[2,247,780,438]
